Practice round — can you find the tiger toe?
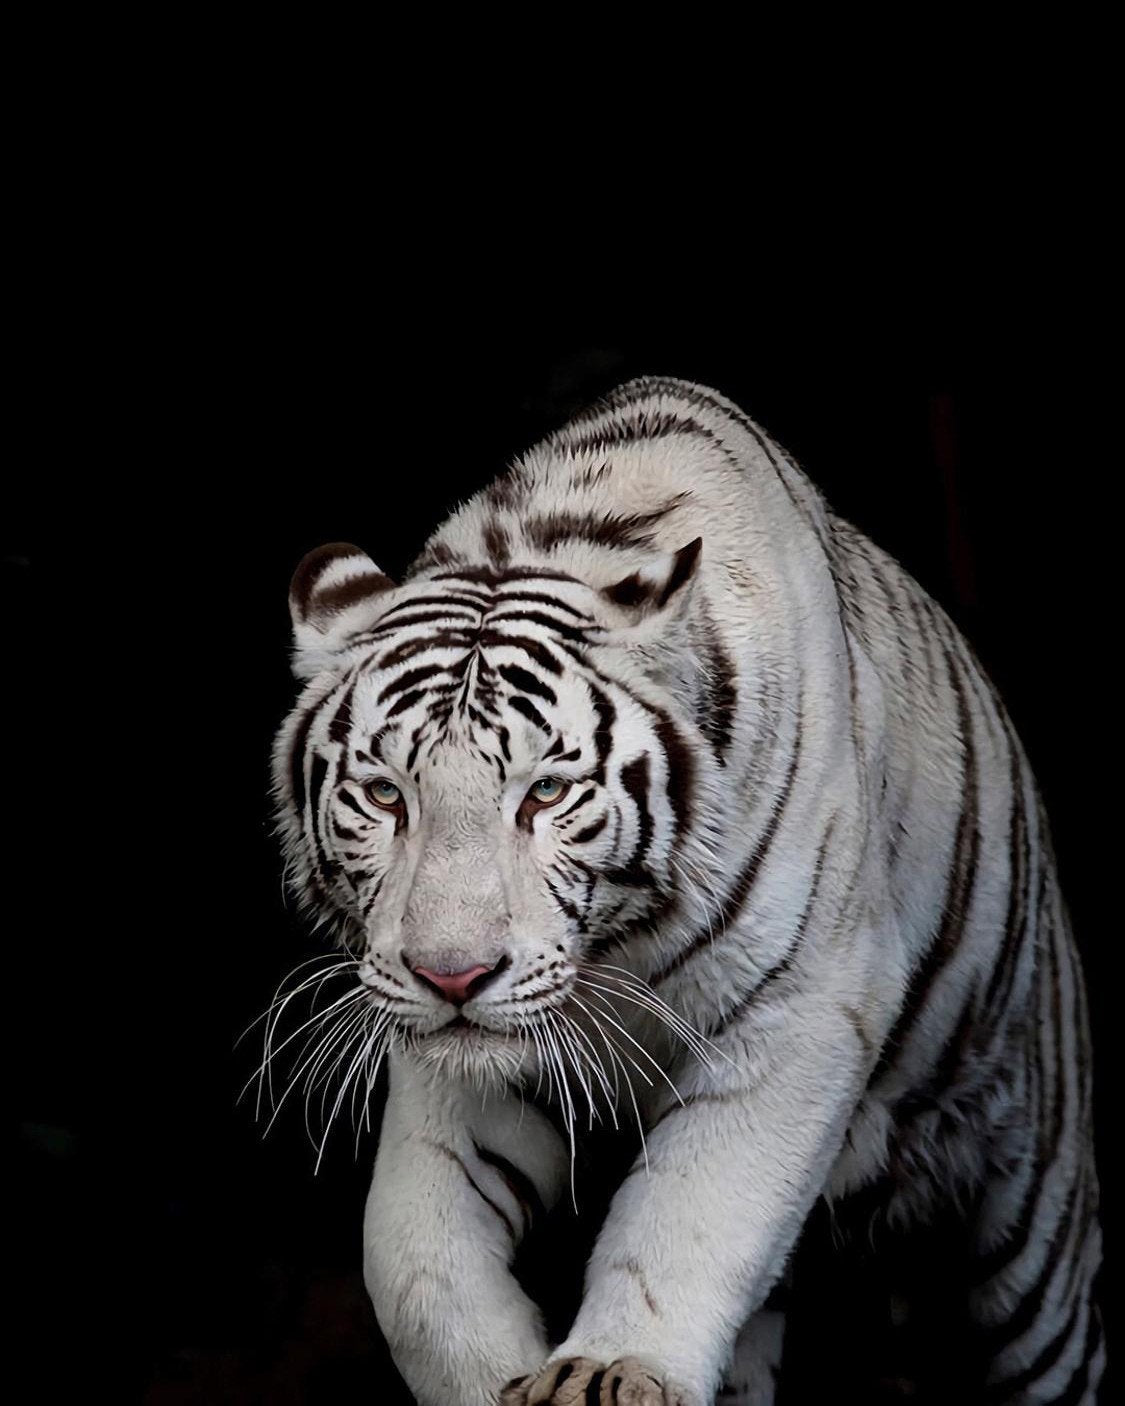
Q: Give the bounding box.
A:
[505,1355,683,1405]
[509,1357,603,1403]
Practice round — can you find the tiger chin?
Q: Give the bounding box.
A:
[270,378,1103,1405]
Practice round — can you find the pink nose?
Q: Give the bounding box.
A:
[409,961,504,1005]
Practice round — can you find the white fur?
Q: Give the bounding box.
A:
[272,378,1101,1405]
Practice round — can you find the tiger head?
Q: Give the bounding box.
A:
[272,538,715,1081]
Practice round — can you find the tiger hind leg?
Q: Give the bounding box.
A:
[967,922,1105,1402]
[969,1148,1104,1404]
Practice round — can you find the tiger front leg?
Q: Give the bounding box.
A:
[506,995,872,1406]
[364,1055,566,1406]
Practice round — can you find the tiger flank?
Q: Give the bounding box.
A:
[272,379,1103,1404]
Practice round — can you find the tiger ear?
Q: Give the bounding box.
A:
[288,542,396,679]
[600,538,702,627]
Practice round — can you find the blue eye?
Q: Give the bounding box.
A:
[528,776,568,806]
[364,779,403,810]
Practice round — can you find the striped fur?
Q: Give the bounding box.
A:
[272,378,1102,1405]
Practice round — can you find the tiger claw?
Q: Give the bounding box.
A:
[500,1354,688,1405]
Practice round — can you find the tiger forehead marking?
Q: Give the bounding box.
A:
[350,576,604,774]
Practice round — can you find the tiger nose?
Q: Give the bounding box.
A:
[408,958,507,1005]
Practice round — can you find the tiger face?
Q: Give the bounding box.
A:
[273,540,707,1080]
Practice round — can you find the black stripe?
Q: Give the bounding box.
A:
[327,677,357,745]
[981,733,1030,1023]
[972,936,1052,1288]
[545,876,582,921]
[561,406,712,455]
[608,755,653,886]
[426,1140,517,1246]
[385,688,427,718]
[657,535,701,606]
[377,663,450,703]
[484,611,597,646]
[633,377,826,546]
[654,707,802,984]
[508,695,551,733]
[570,814,608,845]
[468,705,497,734]
[524,502,682,553]
[476,630,565,674]
[567,644,696,834]
[288,682,338,811]
[710,817,836,1036]
[586,681,617,784]
[307,753,339,889]
[361,878,383,917]
[364,607,480,636]
[472,1143,545,1235]
[491,590,593,619]
[985,1293,1084,1399]
[978,1151,1090,1383]
[378,628,476,670]
[337,789,373,823]
[372,591,492,620]
[1051,1307,1102,1406]
[497,663,558,705]
[979,1119,1081,1356]
[873,647,980,1079]
[481,475,528,513]
[482,518,511,568]
[306,569,394,617]
[556,785,595,819]
[405,721,428,773]
[652,710,694,833]
[698,609,738,763]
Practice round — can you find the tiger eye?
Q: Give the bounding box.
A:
[365,779,403,810]
[528,776,569,806]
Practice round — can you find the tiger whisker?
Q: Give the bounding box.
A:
[353,1017,392,1158]
[576,966,732,1067]
[557,1009,619,1127]
[571,997,650,1174]
[236,954,359,1048]
[567,994,657,1092]
[550,1010,602,1132]
[248,957,362,1115]
[305,1003,373,1145]
[568,989,684,1107]
[576,975,714,1067]
[263,997,371,1138]
[316,1011,385,1174]
[538,1013,578,1206]
[244,983,370,1115]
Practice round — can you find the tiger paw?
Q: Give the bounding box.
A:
[498,1355,692,1405]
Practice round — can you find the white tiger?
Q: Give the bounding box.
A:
[271,377,1103,1404]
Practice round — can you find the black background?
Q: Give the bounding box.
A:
[11,168,1118,1402]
